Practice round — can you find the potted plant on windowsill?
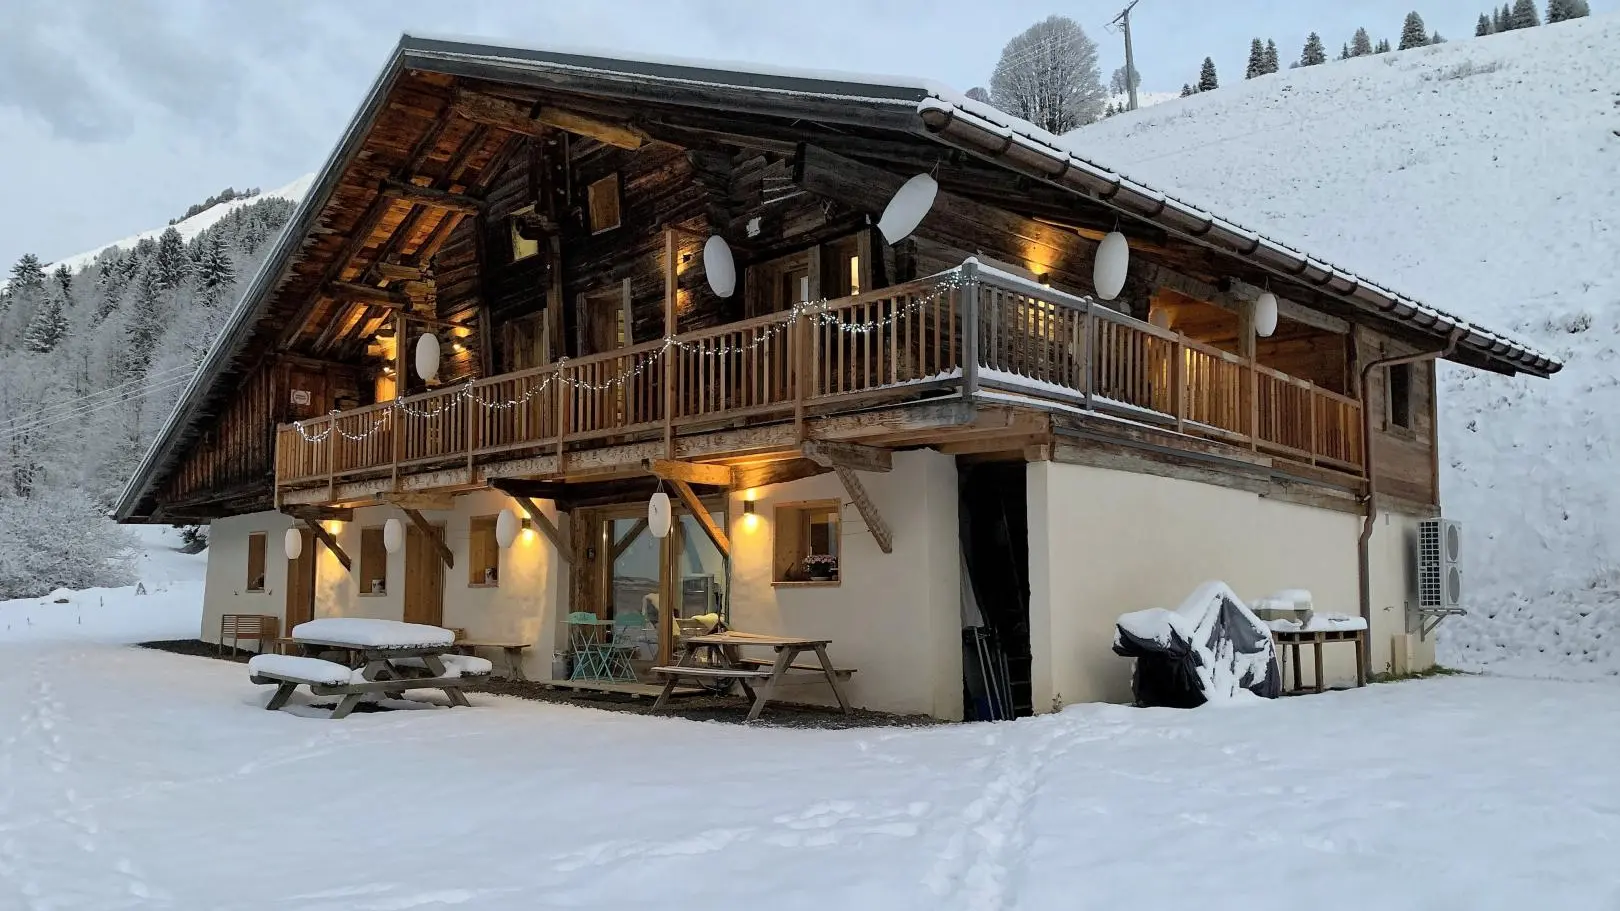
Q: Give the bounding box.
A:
[804,554,838,582]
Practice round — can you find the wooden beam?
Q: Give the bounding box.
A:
[645,458,733,487]
[281,505,355,522]
[374,492,455,511]
[612,518,650,560]
[801,440,892,473]
[510,495,572,564]
[374,262,427,283]
[667,479,730,558]
[402,508,454,569]
[302,518,353,573]
[732,458,830,491]
[379,178,483,215]
[328,281,409,308]
[489,478,572,501]
[278,194,399,348]
[453,88,644,151]
[834,467,892,554]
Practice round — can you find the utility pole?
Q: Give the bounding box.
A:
[1109,0,1143,111]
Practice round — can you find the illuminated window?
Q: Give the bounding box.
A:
[772,500,842,584]
[509,205,540,261]
[359,527,388,595]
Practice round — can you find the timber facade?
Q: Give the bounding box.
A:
[116,37,1556,719]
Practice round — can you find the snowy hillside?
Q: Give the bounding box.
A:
[1070,15,1620,677]
[47,174,314,274]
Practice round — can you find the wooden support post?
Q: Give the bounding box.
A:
[302,518,353,573]
[645,458,733,487]
[663,227,678,457]
[666,479,730,558]
[732,458,831,491]
[402,508,455,568]
[833,466,893,555]
[510,495,572,564]
[961,258,981,399]
[1171,335,1185,433]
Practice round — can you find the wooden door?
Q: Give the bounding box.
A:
[580,281,631,356]
[404,523,445,627]
[285,528,316,631]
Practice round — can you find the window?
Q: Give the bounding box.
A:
[587,174,621,233]
[1388,363,1413,430]
[747,250,813,317]
[359,527,388,595]
[502,312,549,371]
[822,234,864,298]
[469,515,500,586]
[772,500,842,584]
[246,532,267,592]
[509,205,540,261]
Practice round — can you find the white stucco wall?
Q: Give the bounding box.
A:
[1366,508,1436,675]
[728,450,964,719]
[203,492,567,679]
[1027,460,1387,709]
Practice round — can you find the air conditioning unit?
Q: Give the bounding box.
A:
[1415,518,1465,637]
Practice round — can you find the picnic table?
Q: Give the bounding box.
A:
[652,632,853,722]
[248,618,489,719]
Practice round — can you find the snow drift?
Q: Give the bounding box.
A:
[1071,15,1620,679]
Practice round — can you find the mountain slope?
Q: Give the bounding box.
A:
[1068,15,1620,677]
[49,174,314,274]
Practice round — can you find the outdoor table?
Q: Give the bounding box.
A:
[1271,627,1368,694]
[652,632,852,722]
[257,619,484,718]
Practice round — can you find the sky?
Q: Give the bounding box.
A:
[2,0,1613,269]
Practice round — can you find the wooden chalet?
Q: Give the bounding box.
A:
[114,36,1558,719]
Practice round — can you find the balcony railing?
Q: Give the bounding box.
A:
[275,262,1363,490]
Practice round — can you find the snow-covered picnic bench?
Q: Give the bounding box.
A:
[248,618,490,719]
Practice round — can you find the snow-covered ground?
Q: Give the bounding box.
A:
[1071,15,1620,679]
[3,598,1619,909]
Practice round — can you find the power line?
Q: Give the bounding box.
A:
[0,365,193,433]
[0,375,193,440]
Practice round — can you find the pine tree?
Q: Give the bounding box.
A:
[1501,3,1514,28]
[1180,83,1195,97]
[1301,32,1327,66]
[52,264,72,296]
[153,227,188,291]
[1399,12,1430,49]
[1198,57,1219,92]
[1339,42,1351,60]
[1376,38,1393,53]
[1510,0,1538,27]
[1352,27,1373,56]
[1431,30,1446,43]
[1547,0,1590,22]
[190,231,237,308]
[1477,13,1493,35]
[1246,38,1266,79]
[1263,40,1280,74]
[22,293,69,354]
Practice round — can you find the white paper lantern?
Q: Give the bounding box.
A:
[1254,292,1279,338]
[648,491,673,539]
[414,332,441,383]
[382,518,404,554]
[877,173,938,245]
[283,527,304,561]
[703,235,737,298]
[495,508,520,549]
[1093,231,1130,301]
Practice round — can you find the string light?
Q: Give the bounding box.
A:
[291,276,965,445]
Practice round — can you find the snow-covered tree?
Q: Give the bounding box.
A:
[1245,39,1266,79]
[1430,31,1446,44]
[1198,57,1219,92]
[965,86,992,104]
[1510,0,1541,28]
[0,487,136,599]
[1547,0,1590,22]
[1263,40,1280,74]
[1109,65,1141,96]
[1500,3,1514,28]
[153,227,189,292]
[1300,32,1327,66]
[1352,27,1374,56]
[1340,42,1351,60]
[1180,83,1194,97]
[1375,38,1393,53]
[1477,13,1494,34]
[1399,12,1430,49]
[22,292,69,354]
[989,15,1106,133]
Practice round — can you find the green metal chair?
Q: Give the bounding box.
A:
[601,613,646,682]
[566,612,608,680]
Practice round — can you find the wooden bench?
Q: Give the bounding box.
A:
[734,657,856,678]
[452,641,532,681]
[220,614,280,656]
[248,654,489,719]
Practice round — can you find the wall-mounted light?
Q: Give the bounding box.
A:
[741,494,760,530]
[324,519,343,535]
[520,518,535,543]
[743,500,756,516]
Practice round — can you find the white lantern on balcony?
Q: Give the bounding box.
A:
[1254,291,1279,338]
[283,527,303,561]
[495,508,520,549]
[703,235,736,298]
[877,173,938,244]
[648,491,673,539]
[415,332,441,383]
[383,518,404,554]
[1093,231,1129,301]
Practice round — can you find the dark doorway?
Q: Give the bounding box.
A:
[285,527,316,631]
[960,462,1033,719]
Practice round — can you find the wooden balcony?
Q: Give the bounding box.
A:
[275,263,1363,498]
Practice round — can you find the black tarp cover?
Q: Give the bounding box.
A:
[1112,582,1282,708]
